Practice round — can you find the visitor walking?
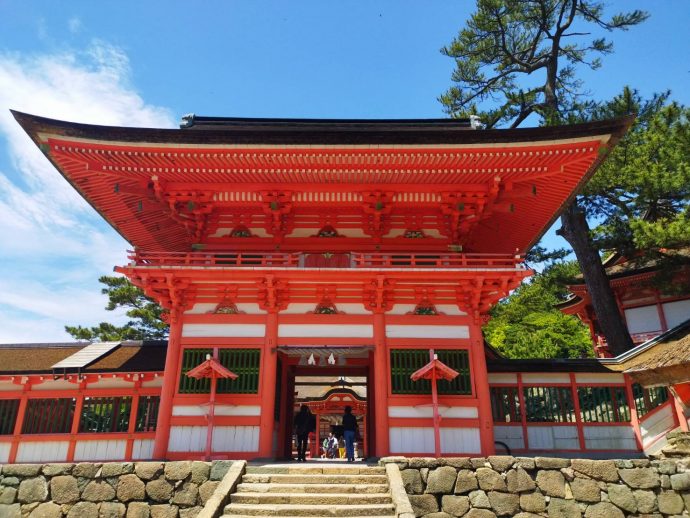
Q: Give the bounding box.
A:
[342,406,357,462]
[322,432,338,459]
[294,405,313,462]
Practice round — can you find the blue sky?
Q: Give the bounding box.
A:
[0,1,689,342]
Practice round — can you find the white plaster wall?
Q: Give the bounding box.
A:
[74,440,127,461]
[186,302,266,315]
[84,378,135,389]
[172,405,261,417]
[583,425,637,450]
[625,305,661,335]
[132,439,154,460]
[142,377,163,388]
[168,426,206,452]
[0,381,20,391]
[440,428,481,454]
[387,304,417,315]
[286,228,319,238]
[278,324,373,338]
[387,304,467,316]
[521,373,570,384]
[212,426,260,452]
[575,373,625,384]
[389,427,435,454]
[436,305,468,316]
[0,442,10,462]
[388,406,478,419]
[281,303,370,314]
[31,380,75,391]
[182,324,266,338]
[333,303,371,315]
[663,299,690,329]
[16,441,69,463]
[385,325,469,339]
[641,404,675,447]
[332,228,368,238]
[494,425,525,451]
[488,373,518,384]
[527,425,579,450]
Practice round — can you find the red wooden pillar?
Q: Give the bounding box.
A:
[276,355,289,458]
[516,373,529,450]
[153,308,184,459]
[67,380,86,462]
[258,311,279,457]
[670,386,690,432]
[624,374,644,451]
[373,312,389,456]
[126,380,142,461]
[9,381,30,463]
[569,373,586,451]
[470,323,494,455]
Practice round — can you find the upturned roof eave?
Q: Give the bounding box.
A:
[11,110,634,146]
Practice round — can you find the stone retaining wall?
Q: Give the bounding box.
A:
[380,456,690,518]
[0,460,236,518]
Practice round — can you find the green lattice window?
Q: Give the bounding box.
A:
[79,396,132,433]
[490,386,521,423]
[179,348,261,394]
[578,386,630,423]
[22,398,76,434]
[217,349,261,393]
[390,349,471,395]
[0,399,19,435]
[632,384,669,418]
[135,396,160,432]
[523,387,575,423]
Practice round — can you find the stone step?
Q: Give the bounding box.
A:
[242,474,389,485]
[245,466,385,475]
[231,492,392,505]
[224,503,396,517]
[236,483,390,494]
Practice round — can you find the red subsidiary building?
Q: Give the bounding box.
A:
[558,250,690,357]
[6,111,682,464]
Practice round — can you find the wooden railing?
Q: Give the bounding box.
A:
[128,250,524,269]
[352,253,522,269]
[129,251,300,267]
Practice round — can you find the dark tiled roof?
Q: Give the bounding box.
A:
[13,110,633,146]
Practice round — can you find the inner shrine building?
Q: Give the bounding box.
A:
[3,111,640,462]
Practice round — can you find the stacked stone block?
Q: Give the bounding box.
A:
[0,460,232,518]
[380,456,690,518]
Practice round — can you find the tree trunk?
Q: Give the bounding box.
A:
[558,201,634,356]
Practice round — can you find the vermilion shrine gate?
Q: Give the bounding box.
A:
[3,111,681,463]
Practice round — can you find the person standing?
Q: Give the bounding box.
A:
[342,406,357,462]
[294,405,312,462]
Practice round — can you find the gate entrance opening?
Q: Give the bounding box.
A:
[276,347,373,460]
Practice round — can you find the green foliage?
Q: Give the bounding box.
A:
[585,91,690,251]
[485,261,593,359]
[65,275,168,341]
[440,0,647,127]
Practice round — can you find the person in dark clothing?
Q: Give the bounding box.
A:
[294,405,312,462]
[342,406,357,462]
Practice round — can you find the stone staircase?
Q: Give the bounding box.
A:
[223,464,396,517]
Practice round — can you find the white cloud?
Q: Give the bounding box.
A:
[68,17,82,34]
[0,41,175,343]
